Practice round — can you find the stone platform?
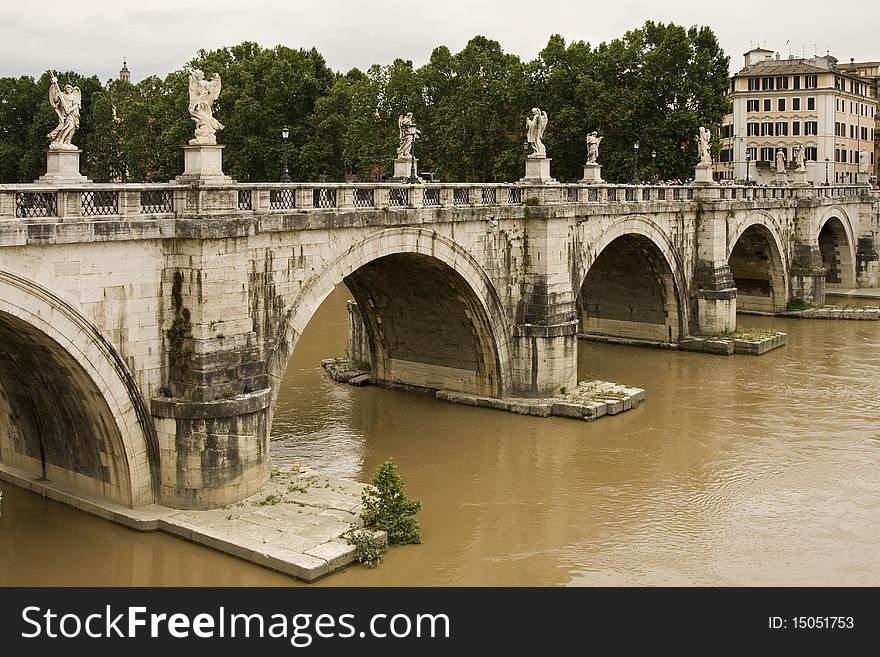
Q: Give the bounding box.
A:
[679,331,787,355]
[437,379,645,421]
[0,463,375,582]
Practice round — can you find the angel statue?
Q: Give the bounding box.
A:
[47,76,82,149]
[859,149,870,174]
[526,107,548,158]
[697,126,712,167]
[188,69,224,145]
[586,131,603,164]
[397,112,421,158]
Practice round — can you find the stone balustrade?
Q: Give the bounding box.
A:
[1,181,874,221]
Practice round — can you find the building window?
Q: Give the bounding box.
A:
[747,146,758,161]
[792,121,800,136]
[776,76,788,90]
[776,121,788,136]
[760,147,774,161]
[747,122,759,136]
[762,77,775,90]
[807,97,816,111]
[792,97,801,111]
[804,146,817,161]
[764,98,772,112]
[778,98,786,111]
[747,99,759,112]
[805,75,817,89]
[761,122,774,136]
[835,148,840,162]
[793,75,801,90]
[748,77,760,91]
[862,126,869,140]
[805,120,818,135]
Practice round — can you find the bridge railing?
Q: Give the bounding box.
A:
[0,181,874,220]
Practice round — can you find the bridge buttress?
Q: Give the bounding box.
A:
[692,208,736,334]
[510,216,578,397]
[150,226,270,510]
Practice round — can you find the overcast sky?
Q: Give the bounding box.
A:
[2,0,877,83]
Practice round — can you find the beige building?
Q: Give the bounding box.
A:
[717,47,877,185]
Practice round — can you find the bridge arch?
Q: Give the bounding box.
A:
[0,272,157,507]
[267,227,512,402]
[727,211,788,313]
[816,206,856,288]
[575,216,688,343]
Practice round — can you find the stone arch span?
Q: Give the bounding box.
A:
[0,272,157,507]
[727,212,788,312]
[817,208,856,288]
[575,217,687,343]
[267,227,512,402]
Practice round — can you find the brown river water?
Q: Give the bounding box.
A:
[1,287,879,587]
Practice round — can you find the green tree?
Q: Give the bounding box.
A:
[361,457,421,545]
[420,37,528,182]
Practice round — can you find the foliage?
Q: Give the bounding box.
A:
[344,527,389,568]
[166,315,192,366]
[361,458,421,545]
[0,23,730,184]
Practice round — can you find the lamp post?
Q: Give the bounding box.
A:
[631,141,640,184]
[745,154,751,185]
[824,156,830,186]
[407,120,420,184]
[280,125,291,183]
[651,149,657,182]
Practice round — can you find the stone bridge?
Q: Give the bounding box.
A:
[0,180,877,511]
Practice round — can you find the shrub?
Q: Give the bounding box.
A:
[361,458,421,545]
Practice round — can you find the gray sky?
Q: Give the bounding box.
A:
[1,0,877,82]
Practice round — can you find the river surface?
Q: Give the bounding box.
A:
[2,287,879,586]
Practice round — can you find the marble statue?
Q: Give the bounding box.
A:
[792,142,806,172]
[188,69,224,145]
[859,149,870,174]
[697,126,712,166]
[397,112,421,158]
[526,108,548,158]
[775,148,787,174]
[47,76,82,149]
[586,131,602,164]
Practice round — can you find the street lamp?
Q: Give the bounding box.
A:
[651,150,657,181]
[631,141,640,184]
[745,154,751,185]
[407,120,420,184]
[280,125,291,183]
[824,156,830,186]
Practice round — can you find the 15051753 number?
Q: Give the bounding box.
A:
[791,616,854,629]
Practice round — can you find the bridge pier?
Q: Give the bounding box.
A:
[691,263,737,333]
[512,322,578,397]
[789,243,826,305]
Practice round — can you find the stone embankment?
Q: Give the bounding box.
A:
[781,307,880,320]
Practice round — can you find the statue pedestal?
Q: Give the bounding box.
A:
[857,172,870,185]
[692,164,715,185]
[36,149,90,184]
[774,172,788,185]
[391,156,418,181]
[174,145,234,185]
[580,163,603,183]
[791,170,809,185]
[520,157,555,183]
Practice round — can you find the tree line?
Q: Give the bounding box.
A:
[0,22,730,184]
